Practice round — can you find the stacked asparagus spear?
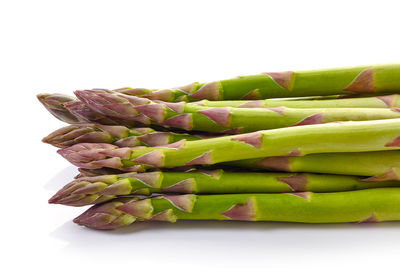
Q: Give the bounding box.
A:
[40,64,400,230]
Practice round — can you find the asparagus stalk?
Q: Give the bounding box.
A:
[193,94,400,109]
[75,89,400,133]
[49,170,400,206]
[42,124,207,148]
[230,151,400,181]
[58,119,400,169]
[74,188,400,229]
[115,64,400,101]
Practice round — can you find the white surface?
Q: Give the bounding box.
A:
[1,0,400,267]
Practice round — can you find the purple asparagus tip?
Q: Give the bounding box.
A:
[74,89,150,121]
[73,198,137,229]
[37,93,82,124]
[42,124,133,148]
[57,143,131,169]
[48,175,123,206]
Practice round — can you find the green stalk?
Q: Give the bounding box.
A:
[73,188,400,229]
[229,151,400,180]
[59,119,400,169]
[76,89,400,133]
[49,170,400,206]
[115,64,400,101]
[193,94,400,109]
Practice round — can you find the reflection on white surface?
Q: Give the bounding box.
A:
[49,219,400,266]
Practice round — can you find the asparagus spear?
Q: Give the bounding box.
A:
[49,170,400,206]
[58,119,400,169]
[193,94,400,109]
[115,64,400,101]
[45,124,400,180]
[74,188,400,229]
[68,142,400,181]
[230,151,400,181]
[75,89,400,133]
[45,124,400,181]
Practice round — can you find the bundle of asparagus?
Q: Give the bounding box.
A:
[39,64,400,230]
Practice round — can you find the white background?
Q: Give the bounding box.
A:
[1,0,400,267]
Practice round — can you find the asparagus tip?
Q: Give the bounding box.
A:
[36,93,50,102]
[37,93,82,123]
[73,199,137,229]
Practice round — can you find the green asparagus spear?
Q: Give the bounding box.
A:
[75,89,400,133]
[58,119,400,169]
[49,170,400,206]
[73,188,400,229]
[45,124,400,180]
[45,124,400,181]
[230,151,400,181]
[115,64,400,101]
[68,138,400,181]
